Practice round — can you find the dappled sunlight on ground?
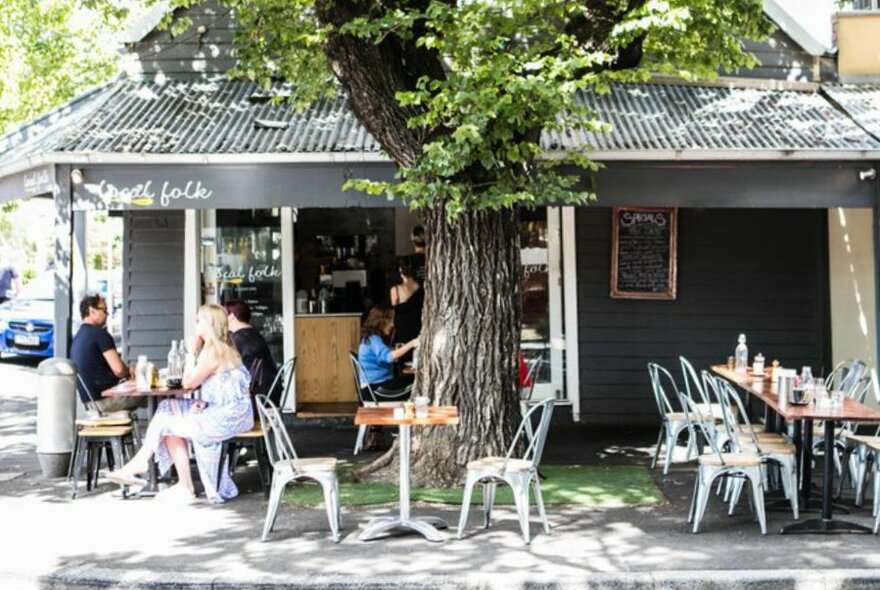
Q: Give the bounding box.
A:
[5,361,880,586]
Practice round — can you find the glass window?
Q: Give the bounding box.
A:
[213,210,284,363]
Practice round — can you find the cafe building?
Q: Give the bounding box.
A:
[1,1,880,425]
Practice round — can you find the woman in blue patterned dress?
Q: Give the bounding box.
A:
[109,304,253,503]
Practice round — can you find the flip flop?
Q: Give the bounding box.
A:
[107,471,147,487]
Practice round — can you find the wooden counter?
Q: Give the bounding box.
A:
[295,314,361,405]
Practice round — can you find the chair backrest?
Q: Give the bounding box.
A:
[520,357,541,401]
[647,363,678,417]
[718,380,762,453]
[825,360,867,395]
[75,374,104,416]
[841,360,868,398]
[702,372,737,448]
[255,394,297,467]
[505,398,554,469]
[265,357,297,409]
[348,350,373,405]
[678,392,726,464]
[680,356,711,406]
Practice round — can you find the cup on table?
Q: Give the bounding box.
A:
[403,401,415,419]
[726,356,736,371]
[158,368,169,388]
[414,396,430,419]
[393,407,405,420]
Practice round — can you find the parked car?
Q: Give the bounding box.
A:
[0,272,54,358]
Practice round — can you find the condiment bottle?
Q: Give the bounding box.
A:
[734,334,748,373]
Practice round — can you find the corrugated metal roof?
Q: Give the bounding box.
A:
[822,84,880,139]
[543,82,880,152]
[0,82,120,167]
[2,78,880,171]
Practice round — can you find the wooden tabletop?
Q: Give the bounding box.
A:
[101,381,194,398]
[711,364,880,423]
[355,406,459,426]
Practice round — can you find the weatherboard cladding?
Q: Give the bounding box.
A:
[822,85,880,139]
[2,79,880,169]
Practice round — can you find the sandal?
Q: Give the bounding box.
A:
[107,470,147,487]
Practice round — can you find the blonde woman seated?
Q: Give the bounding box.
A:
[109,304,254,503]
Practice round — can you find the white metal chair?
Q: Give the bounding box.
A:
[680,356,724,420]
[348,351,410,455]
[680,393,767,535]
[520,356,542,442]
[457,398,554,544]
[648,363,697,474]
[717,380,798,520]
[255,394,341,542]
[266,356,297,410]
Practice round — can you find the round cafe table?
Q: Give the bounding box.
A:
[354,406,459,542]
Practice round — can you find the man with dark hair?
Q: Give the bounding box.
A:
[224,300,279,399]
[410,225,426,285]
[70,293,139,412]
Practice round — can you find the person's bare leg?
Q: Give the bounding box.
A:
[163,435,195,495]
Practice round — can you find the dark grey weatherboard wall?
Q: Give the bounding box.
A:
[122,211,185,362]
[576,207,829,426]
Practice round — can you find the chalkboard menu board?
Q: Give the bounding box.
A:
[610,207,677,300]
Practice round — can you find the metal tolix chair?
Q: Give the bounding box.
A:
[457,398,554,545]
[255,394,341,542]
[680,393,767,535]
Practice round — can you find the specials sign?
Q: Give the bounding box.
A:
[610,206,678,300]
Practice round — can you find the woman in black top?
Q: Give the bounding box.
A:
[390,257,423,364]
[224,300,278,399]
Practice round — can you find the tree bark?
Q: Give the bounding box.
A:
[406,204,524,488]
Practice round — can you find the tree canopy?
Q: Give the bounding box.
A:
[0,0,131,134]
[221,0,771,217]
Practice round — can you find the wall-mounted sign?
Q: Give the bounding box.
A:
[83,179,213,209]
[610,206,678,300]
[22,167,53,196]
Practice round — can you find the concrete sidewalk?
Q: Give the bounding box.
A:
[3,359,880,589]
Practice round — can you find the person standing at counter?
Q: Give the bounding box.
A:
[410,225,426,285]
[390,257,423,363]
[358,304,418,395]
[224,300,278,396]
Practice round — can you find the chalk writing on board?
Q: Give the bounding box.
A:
[611,207,677,300]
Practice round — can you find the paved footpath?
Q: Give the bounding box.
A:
[3,359,880,589]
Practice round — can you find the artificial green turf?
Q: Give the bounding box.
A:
[282,464,663,507]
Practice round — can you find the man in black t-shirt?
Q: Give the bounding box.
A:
[224,300,279,401]
[70,294,141,413]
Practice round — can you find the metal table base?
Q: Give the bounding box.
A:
[359,424,449,542]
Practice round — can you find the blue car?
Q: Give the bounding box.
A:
[0,272,55,358]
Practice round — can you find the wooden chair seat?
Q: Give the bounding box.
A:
[77,426,133,438]
[698,452,762,467]
[275,457,338,475]
[466,456,533,473]
[76,417,131,428]
[235,425,264,439]
[848,435,880,452]
[743,442,796,455]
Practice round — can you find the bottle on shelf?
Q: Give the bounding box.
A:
[734,334,748,373]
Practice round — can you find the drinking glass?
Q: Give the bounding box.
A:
[414,396,430,419]
[801,366,813,385]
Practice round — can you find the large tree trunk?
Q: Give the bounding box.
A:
[406,204,524,488]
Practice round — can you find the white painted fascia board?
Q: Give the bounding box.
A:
[545,149,880,161]
[3,147,880,183]
[763,0,835,56]
[119,3,172,44]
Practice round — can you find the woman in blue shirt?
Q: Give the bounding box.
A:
[358,304,418,392]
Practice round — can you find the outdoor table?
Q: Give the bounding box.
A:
[712,364,880,534]
[354,406,458,542]
[101,381,195,495]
